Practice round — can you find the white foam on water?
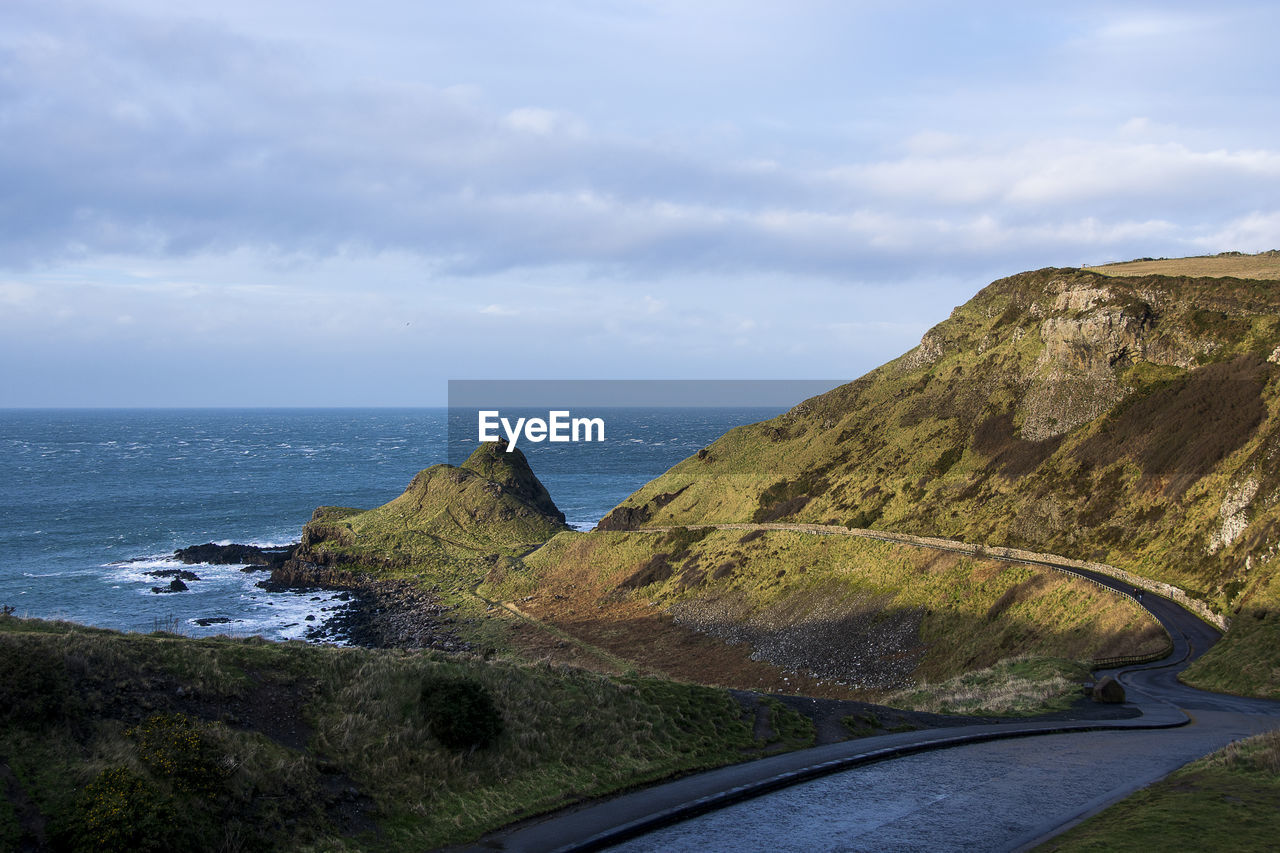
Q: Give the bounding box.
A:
[228,582,351,643]
[247,538,298,548]
[210,538,296,548]
[106,553,185,566]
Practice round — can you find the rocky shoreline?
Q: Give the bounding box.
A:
[172,542,472,653]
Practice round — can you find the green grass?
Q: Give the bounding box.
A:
[1085,250,1280,281]
[1181,611,1280,699]
[296,442,567,591]
[505,529,1164,692]
[889,656,1092,716]
[840,711,882,738]
[0,614,798,851]
[1038,728,1280,852]
[761,698,817,749]
[593,265,1280,697]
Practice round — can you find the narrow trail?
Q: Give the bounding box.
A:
[466,523,1280,852]
[467,580,639,675]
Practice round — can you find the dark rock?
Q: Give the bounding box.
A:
[169,578,188,592]
[145,569,200,582]
[194,617,232,627]
[618,553,674,589]
[1092,675,1126,703]
[174,542,298,567]
[596,486,689,531]
[299,578,475,652]
[259,561,362,592]
[595,503,652,531]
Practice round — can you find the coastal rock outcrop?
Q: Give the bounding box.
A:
[266,440,568,650]
[174,542,297,568]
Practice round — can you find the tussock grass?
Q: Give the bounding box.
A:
[1182,609,1280,699]
[0,615,780,850]
[888,656,1091,716]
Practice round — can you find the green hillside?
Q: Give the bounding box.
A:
[597,267,1280,695]
[288,441,568,585]
[483,527,1164,695]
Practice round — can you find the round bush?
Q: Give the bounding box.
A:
[76,767,177,853]
[127,712,219,794]
[420,675,504,750]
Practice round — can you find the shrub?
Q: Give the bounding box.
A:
[420,676,504,751]
[127,713,220,794]
[75,767,177,853]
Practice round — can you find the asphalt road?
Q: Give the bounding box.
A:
[468,528,1280,852]
[612,711,1278,853]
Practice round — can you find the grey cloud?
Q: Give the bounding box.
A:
[2,1,1278,285]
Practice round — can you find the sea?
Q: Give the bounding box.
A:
[0,408,781,641]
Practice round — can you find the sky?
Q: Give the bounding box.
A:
[2,1,1278,406]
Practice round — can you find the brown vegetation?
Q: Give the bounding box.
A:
[1085,250,1280,280]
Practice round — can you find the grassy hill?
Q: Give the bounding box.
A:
[482,528,1163,698]
[594,262,1280,696]
[0,614,815,852]
[283,441,568,589]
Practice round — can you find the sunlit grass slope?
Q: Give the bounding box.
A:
[595,264,1280,694]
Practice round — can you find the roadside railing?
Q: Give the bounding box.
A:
[1091,648,1173,669]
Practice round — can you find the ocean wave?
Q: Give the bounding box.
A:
[212,538,298,549]
[230,586,351,643]
[106,556,186,570]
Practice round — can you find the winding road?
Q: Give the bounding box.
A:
[470,525,1280,852]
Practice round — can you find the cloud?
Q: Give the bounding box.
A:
[1092,13,1217,42]
[3,0,1278,289]
[4,1,1280,405]
[1192,212,1280,252]
[828,139,1280,209]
